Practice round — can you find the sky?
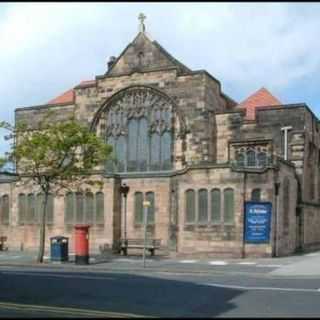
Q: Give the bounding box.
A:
[1,2,320,155]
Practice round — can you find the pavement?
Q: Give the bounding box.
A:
[0,249,319,277]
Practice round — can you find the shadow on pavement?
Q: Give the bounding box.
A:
[0,270,243,317]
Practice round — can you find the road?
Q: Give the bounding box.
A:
[0,265,320,317]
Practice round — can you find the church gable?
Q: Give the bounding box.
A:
[107,32,190,76]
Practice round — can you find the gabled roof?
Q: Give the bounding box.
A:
[106,31,191,77]
[237,87,282,120]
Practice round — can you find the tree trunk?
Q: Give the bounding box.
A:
[37,192,49,263]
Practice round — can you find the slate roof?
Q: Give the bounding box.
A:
[237,87,282,120]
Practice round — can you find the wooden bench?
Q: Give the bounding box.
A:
[0,236,8,251]
[119,239,161,256]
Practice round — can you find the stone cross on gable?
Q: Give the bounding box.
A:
[138,13,146,33]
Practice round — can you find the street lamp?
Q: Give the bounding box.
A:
[120,183,130,248]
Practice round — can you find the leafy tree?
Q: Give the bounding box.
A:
[0,114,112,263]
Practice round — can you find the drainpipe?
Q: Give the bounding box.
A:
[273,178,280,257]
[241,171,247,259]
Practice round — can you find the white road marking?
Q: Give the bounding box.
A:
[1,271,115,281]
[237,262,257,265]
[209,261,228,265]
[305,253,319,257]
[256,264,282,268]
[179,260,197,263]
[114,258,136,262]
[206,282,320,293]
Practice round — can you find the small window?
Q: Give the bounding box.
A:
[247,150,256,167]
[1,195,9,225]
[65,192,74,225]
[27,194,35,224]
[198,189,208,223]
[211,189,221,223]
[224,188,234,224]
[134,192,143,224]
[96,192,104,224]
[18,194,26,225]
[257,152,267,167]
[236,152,245,167]
[85,192,94,224]
[185,189,196,224]
[146,192,155,224]
[251,189,261,202]
[76,192,84,224]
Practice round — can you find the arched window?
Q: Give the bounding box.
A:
[150,133,161,171]
[185,189,195,224]
[36,193,54,225]
[27,193,35,224]
[76,192,84,224]
[251,189,261,202]
[1,195,9,225]
[134,192,143,224]
[18,194,26,225]
[247,150,256,167]
[96,192,104,224]
[236,152,245,167]
[257,152,267,167]
[137,118,149,171]
[211,189,221,223]
[198,189,208,223]
[146,192,155,224]
[65,192,74,225]
[224,188,234,224]
[85,192,94,224]
[161,132,172,170]
[104,87,173,173]
[127,119,139,172]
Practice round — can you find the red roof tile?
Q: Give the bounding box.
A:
[47,80,96,105]
[48,88,75,105]
[237,87,282,120]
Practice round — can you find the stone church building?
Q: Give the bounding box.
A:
[1,17,320,258]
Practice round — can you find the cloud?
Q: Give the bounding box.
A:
[0,3,320,155]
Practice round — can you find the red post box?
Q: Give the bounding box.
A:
[74,225,90,265]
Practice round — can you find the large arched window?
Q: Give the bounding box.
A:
[104,87,174,173]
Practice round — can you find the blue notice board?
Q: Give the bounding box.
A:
[244,201,272,243]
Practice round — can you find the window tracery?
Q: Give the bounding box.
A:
[104,87,174,172]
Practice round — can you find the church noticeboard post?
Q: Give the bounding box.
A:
[244,202,272,243]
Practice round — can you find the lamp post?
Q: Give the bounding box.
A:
[120,183,130,249]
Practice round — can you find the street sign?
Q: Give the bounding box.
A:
[244,201,272,243]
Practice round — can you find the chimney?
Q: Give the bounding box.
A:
[107,56,116,71]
